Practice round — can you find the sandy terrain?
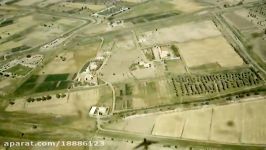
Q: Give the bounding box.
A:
[38,41,100,74]
[82,23,109,36]
[106,114,157,134]
[131,67,156,80]
[91,139,172,150]
[0,41,23,52]
[14,0,43,6]
[38,52,80,74]
[152,113,186,137]
[106,97,266,145]
[165,60,186,74]
[132,98,146,109]
[0,15,37,41]
[153,108,212,140]
[178,36,244,68]
[182,108,212,140]
[210,104,242,143]
[100,38,144,83]
[242,100,266,144]
[37,0,62,8]
[0,79,17,95]
[169,0,205,13]
[21,18,83,47]
[122,0,145,3]
[138,20,221,47]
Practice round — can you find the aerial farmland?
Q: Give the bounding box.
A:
[0,0,266,150]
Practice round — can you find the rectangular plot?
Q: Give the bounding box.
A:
[34,81,59,93]
[44,74,70,82]
[182,108,212,140]
[210,104,241,143]
[242,100,266,144]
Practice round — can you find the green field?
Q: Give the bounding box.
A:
[15,74,73,96]
[44,73,70,82]
[122,12,180,24]
[114,0,178,20]
[5,64,32,76]
[165,60,186,74]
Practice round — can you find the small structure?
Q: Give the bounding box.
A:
[98,107,109,116]
[89,62,98,71]
[89,106,97,117]
[108,20,124,28]
[88,106,109,117]
[138,61,151,68]
[159,49,170,59]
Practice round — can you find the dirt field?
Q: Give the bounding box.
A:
[169,0,205,13]
[106,114,157,134]
[131,80,175,109]
[152,112,186,137]
[106,97,266,145]
[14,0,43,6]
[165,60,187,74]
[153,108,212,140]
[138,20,221,47]
[90,138,171,150]
[182,108,212,140]
[6,86,112,116]
[0,78,17,95]
[242,100,266,144]
[130,67,157,80]
[178,36,244,68]
[210,104,242,143]
[99,34,146,83]
[0,14,84,52]
[37,0,62,8]
[0,41,23,52]
[54,2,106,11]
[38,41,100,74]
[223,11,256,30]
[100,48,139,83]
[21,17,84,47]
[122,0,144,3]
[81,23,109,36]
[253,38,266,62]
[0,15,37,41]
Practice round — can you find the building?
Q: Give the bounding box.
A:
[88,106,109,117]
[89,106,97,117]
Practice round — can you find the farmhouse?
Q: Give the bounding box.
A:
[89,106,97,116]
[89,106,109,117]
[159,48,170,59]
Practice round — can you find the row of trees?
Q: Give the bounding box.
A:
[26,93,66,102]
[172,69,263,96]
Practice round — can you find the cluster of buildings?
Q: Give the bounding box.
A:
[75,56,104,85]
[152,45,180,61]
[19,55,44,68]
[41,37,65,50]
[138,60,152,68]
[92,6,129,18]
